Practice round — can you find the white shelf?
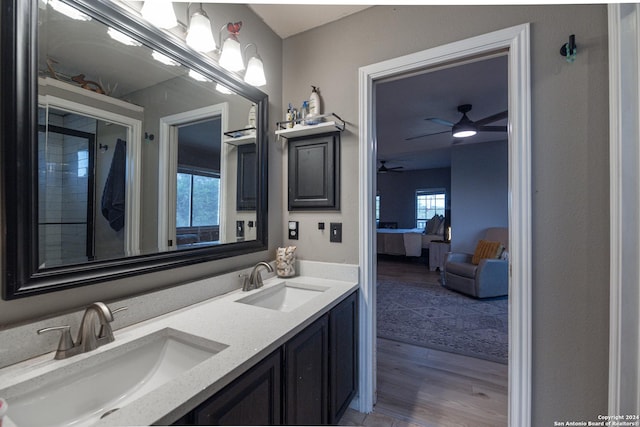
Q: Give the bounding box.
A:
[224,133,256,146]
[275,113,345,139]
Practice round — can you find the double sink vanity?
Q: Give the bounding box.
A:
[0,263,359,427]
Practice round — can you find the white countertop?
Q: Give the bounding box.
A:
[0,270,358,427]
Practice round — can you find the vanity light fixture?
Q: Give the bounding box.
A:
[152,50,179,66]
[219,22,245,72]
[48,0,91,21]
[141,0,177,29]
[243,44,266,87]
[186,4,216,53]
[188,69,209,82]
[107,27,142,46]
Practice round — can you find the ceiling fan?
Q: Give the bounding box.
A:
[406,104,508,141]
[377,160,403,173]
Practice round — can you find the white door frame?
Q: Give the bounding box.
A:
[158,103,229,251]
[357,24,532,426]
[608,3,640,416]
[39,94,142,257]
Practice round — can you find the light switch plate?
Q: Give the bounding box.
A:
[330,222,342,243]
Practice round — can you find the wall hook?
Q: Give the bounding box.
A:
[99,143,108,152]
[560,34,577,63]
[145,132,155,142]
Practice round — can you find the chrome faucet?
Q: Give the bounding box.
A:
[242,262,274,291]
[38,302,127,360]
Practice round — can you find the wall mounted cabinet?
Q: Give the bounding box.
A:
[287,132,341,211]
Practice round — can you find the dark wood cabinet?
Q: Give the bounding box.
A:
[284,315,329,425]
[288,132,340,211]
[192,349,282,426]
[329,291,359,423]
[236,143,257,210]
[172,291,358,426]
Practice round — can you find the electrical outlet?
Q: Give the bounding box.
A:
[236,221,245,238]
[288,221,299,240]
[329,222,342,243]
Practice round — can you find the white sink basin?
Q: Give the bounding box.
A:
[236,281,328,312]
[2,328,227,427]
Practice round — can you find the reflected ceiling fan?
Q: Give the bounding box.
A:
[377,160,403,173]
[406,104,508,141]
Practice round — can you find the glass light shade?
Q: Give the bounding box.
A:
[49,0,91,21]
[108,27,141,46]
[219,37,245,72]
[152,50,179,66]
[186,11,216,52]
[215,83,233,95]
[141,0,177,29]
[244,56,266,87]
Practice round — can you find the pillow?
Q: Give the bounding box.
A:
[472,240,504,265]
[425,214,442,235]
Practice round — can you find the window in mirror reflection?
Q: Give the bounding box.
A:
[175,117,222,247]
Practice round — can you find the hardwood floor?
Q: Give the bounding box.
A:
[339,257,508,427]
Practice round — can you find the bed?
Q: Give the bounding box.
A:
[377,228,443,257]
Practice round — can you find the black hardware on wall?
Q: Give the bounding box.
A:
[560,34,577,63]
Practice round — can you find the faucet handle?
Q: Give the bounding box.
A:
[38,325,74,353]
[98,306,127,340]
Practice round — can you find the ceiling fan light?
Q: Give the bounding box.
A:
[141,0,177,29]
[219,37,244,72]
[186,10,216,52]
[452,128,477,138]
[244,55,266,86]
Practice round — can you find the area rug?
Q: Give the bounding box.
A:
[377,267,508,364]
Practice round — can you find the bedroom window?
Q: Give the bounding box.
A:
[416,189,445,229]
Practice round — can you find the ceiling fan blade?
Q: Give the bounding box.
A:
[425,117,454,127]
[474,110,508,126]
[405,129,450,141]
[477,125,508,132]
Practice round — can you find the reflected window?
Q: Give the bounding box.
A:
[177,171,220,228]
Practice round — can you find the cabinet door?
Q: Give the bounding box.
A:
[193,349,282,426]
[329,291,359,424]
[284,315,329,425]
[288,132,340,211]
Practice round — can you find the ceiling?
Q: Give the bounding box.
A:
[375,54,509,171]
[247,4,372,39]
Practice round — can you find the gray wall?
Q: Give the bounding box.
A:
[282,5,609,425]
[376,167,451,229]
[451,140,508,253]
[0,3,283,326]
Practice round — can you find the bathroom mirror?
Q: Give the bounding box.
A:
[1,0,268,299]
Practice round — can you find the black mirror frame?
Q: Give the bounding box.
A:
[1,0,269,299]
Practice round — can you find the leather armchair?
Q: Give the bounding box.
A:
[443,227,508,298]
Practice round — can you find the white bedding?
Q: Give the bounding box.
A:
[377,229,442,257]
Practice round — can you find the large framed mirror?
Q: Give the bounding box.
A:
[1,0,268,299]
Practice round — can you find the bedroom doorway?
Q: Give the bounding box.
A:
[357,24,532,426]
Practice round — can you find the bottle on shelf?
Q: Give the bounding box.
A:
[300,101,309,126]
[286,103,295,128]
[308,86,321,125]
